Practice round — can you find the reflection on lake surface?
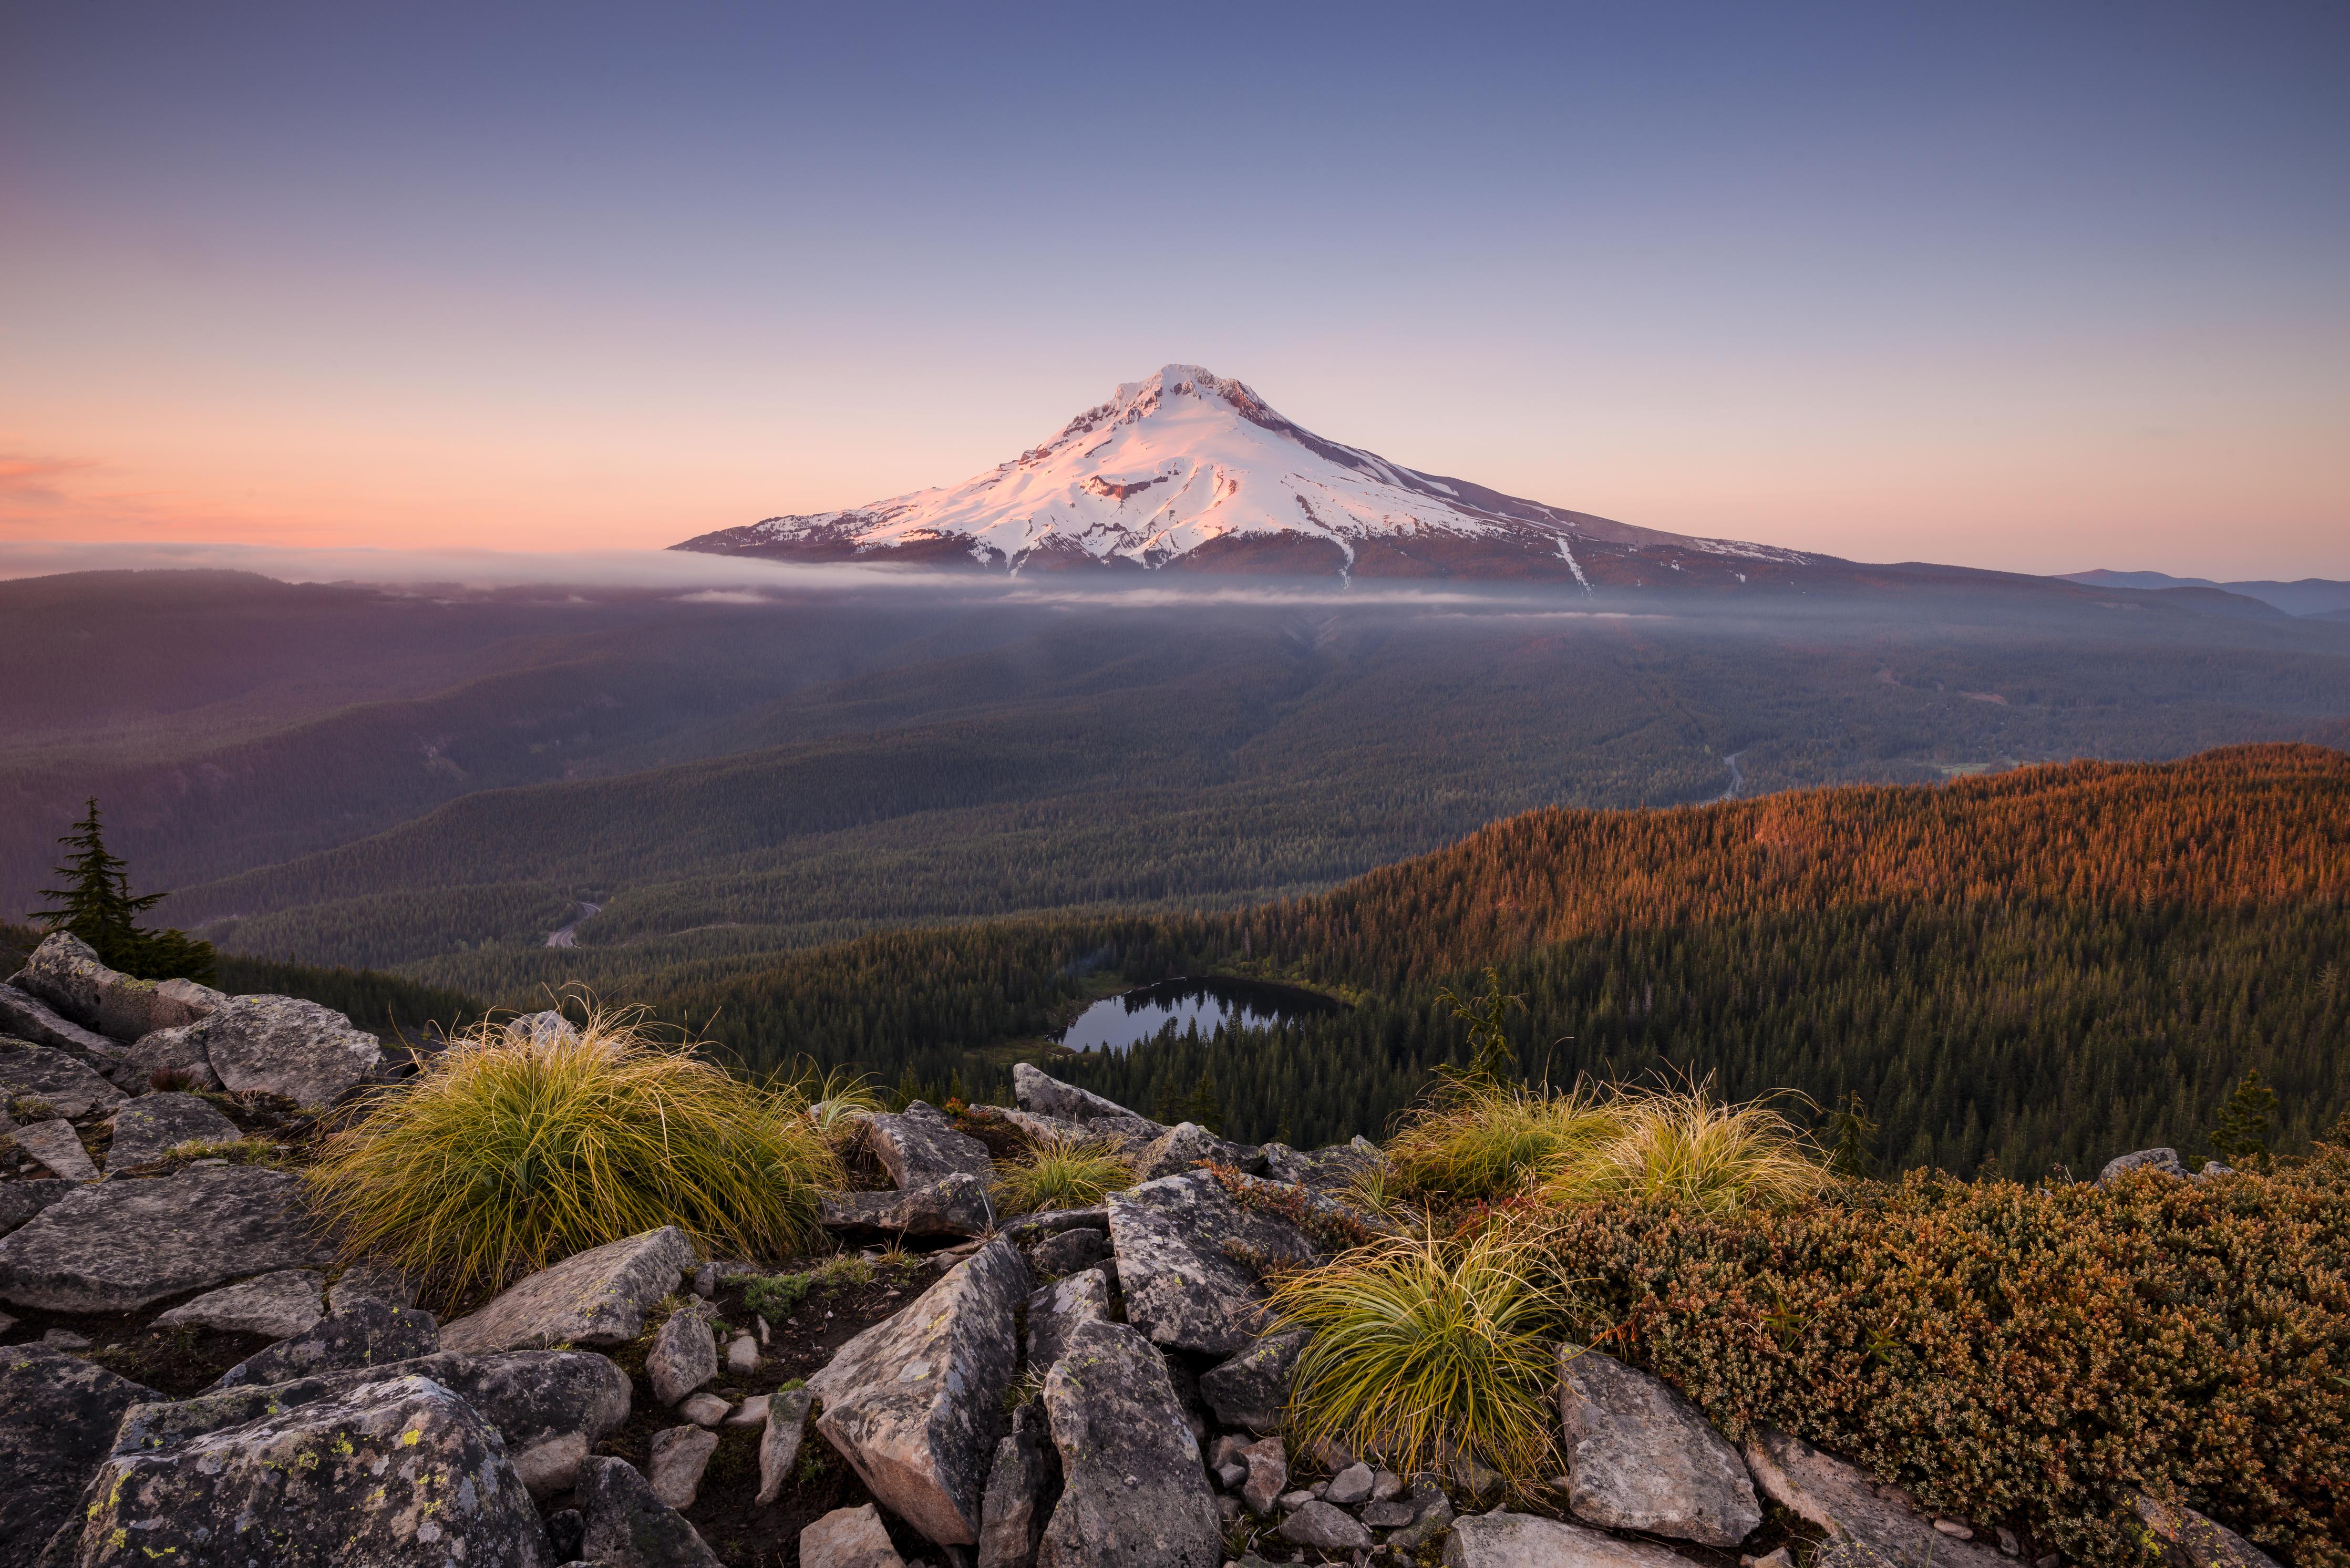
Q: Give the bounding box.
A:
[1057,976,1337,1056]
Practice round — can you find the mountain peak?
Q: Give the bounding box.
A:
[674,366,1826,585]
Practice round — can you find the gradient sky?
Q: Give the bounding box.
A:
[4,2,2345,577]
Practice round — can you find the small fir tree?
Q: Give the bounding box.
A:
[34,798,215,984]
[1823,1092,1879,1180]
[1432,967,1523,1096]
[1156,1071,1225,1134]
[2209,1068,2280,1169]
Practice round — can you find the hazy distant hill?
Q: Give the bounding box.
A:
[2063,569,2350,617]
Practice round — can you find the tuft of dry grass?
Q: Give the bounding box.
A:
[1271,1225,1565,1487]
[306,1008,840,1310]
[992,1131,1133,1215]
[1384,1080,1620,1202]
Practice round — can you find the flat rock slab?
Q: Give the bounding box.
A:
[155,1268,327,1338]
[1037,1317,1223,1568]
[0,1041,125,1119]
[0,1163,333,1313]
[80,1373,554,1567]
[181,994,384,1108]
[1200,1328,1311,1434]
[1743,1427,2008,1568]
[115,1347,632,1499]
[577,1453,722,1567]
[0,982,121,1057]
[807,1236,1029,1546]
[1030,1224,1113,1275]
[867,1100,994,1186]
[12,1118,98,1181]
[1026,1263,1117,1373]
[440,1225,695,1354]
[12,933,219,1043]
[0,1179,75,1240]
[209,1296,441,1389]
[0,1344,159,1568]
[105,1091,241,1168]
[1107,1171,1317,1355]
[1444,1511,1698,1568]
[820,1171,994,1236]
[328,1257,421,1311]
[1559,1347,1760,1546]
[803,1502,906,1568]
[1279,1498,1374,1551]
[1012,1063,1165,1146]
[650,1423,720,1509]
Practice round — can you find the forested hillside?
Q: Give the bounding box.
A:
[654,746,2349,1180]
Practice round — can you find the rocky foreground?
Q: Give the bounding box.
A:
[0,935,2277,1568]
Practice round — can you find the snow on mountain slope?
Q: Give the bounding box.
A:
[672,364,1830,585]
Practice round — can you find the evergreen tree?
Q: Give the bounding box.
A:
[1432,967,1523,1095]
[2209,1068,2280,1168]
[1824,1093,1879,1180]
[34,799,215,984]
[1156,1071,1225,1133]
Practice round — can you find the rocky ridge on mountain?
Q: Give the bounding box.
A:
[0,933,2281,1567]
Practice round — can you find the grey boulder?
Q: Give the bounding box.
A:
[1036,1318,1222,1568]
[154,1268,326,1338]
[0,1042,125,1119]
[1199,1329,1311,1434]
[1558,1346,1760,1545]
[646,1303,718,1406]
[1011,1064,1163,1146]
[867,1100,994,1186]
[2100,1147,2189,1183]
[807,1236,1028,1546]
[328,1258,422,1311]
[106,1024,221,1094]
[1742,1427,2009,1568]
[440,1226,696,1353]
[180,994,385,1108]
[78,1373,554,1567]
[0,1344,158,1568]
[1443,1511,1697,1568]
[0,982,121,1058]
[1029,1224,1114,1276]
[2128,1490,2283,1568]
[209,1296,441,1389]
[1026,1263,1118,1373]
[802,1502,906,1568]
[820,1172,994,1237]
[649,1424,720,1509]
[1238,1436,1287,1514]
[755,1385,813,1506]
[11,1119,97,1182]
[576,1453,721,1567]
[1106,1171,1316,1355]
[976,1401,1058,1568]
[104,1091,240,1169]
[0,1164,333,1313]
[11,934,221,1043]
[1133,1120,1265,1180]
[116,1347,632,1499]
[1258,1137,1383,1191]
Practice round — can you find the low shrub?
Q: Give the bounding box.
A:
[992,1132,1132,1215]
[1270,1226,1565,1487]
[307,1010,840,1309]
[1516,1150,2350,1567]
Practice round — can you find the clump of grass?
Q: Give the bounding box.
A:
[992,1132,1133,1215]
[1271,1226,1564,1486]
[8,1096,59,1122]
[1385,1080,1620,1201]
[781,1063,886,1142]
[148,1066,195,1093]
[1533,1087,1826,1213]
[306,1008,841,1310]
[730,1270,815,1321]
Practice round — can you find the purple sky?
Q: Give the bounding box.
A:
[4,2,2344,576]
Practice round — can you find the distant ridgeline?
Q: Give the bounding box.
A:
[659,744,2349,1181]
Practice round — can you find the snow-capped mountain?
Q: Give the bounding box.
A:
[672,364,1829,585]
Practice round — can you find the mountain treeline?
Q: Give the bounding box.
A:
[662,746,2348,1178]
